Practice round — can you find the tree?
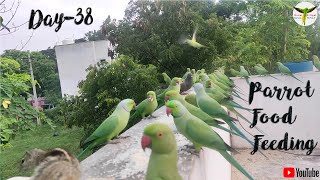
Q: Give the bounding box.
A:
[55,55,159,138]
[1,50,62,105]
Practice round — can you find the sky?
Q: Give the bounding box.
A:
[0,0,130,54]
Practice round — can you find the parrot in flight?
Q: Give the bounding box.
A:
[276,62,303,83]
[0,16,10,32]
[126,91,158,130]
[77,99,135,158]
[142,123,182,180]
[294,6,317,25]
[179,25,206,49]
[312,55,320,71]
[162,72,172,85]
[165,100,254,180]
[254,64,279,80]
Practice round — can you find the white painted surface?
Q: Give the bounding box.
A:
[55,40,111,96]
[230,72,320,149]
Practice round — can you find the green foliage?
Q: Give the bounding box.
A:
[0,58,54,150]
[0,125,85,179]
[54,55,159,137]
[1,50,61,105]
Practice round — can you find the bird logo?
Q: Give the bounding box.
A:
[293,2,318,26]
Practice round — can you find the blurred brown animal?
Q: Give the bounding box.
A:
[20,148,46,171]
[31,148,81,180]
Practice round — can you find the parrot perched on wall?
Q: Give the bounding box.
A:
[276,62,303,83]
[77,99,135,158]
[126,91,158,130]
[179,25,206,49]
[254,64,279,80]
[165,100,254,180]
[191,69,198,83]
[162,72,172,85]
[157,77,183,108]
[312,55,320,71]
[182,68,191,79]
[184,93,198,107]
[230,68,241,77]
[142,123,182,180]
[192,83,254,146]
[239,66,250,85]
[165,90,244,136]
[180,73,193,93]
[0,16,10,32]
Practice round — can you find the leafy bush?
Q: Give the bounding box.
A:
[53,55,159,137]
[0,57,53,151]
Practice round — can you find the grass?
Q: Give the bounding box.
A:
[0,125,87,179]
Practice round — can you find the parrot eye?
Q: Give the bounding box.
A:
[157,132,163,137]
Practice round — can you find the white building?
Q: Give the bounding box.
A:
[55,40,112,96]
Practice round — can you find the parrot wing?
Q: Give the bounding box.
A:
[307,6,317,13]
[83,116,119,146]
[192,25,198,41]
[294,7,304,13]
[185,117,232,152]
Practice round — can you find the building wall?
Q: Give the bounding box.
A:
[55,40,110,96]
[230,72,320,149]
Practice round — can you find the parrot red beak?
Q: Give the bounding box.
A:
[141,134,151,151]
[166,107,172,117]
[147,95,153,101]
[164,96,169,102]
[133,102,136,110]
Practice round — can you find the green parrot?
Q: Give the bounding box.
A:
[294,6,317,25]
[142,123,182,180]
[191,69,198,83]
[254,64,279,80]
[312,55,320,71]
[126,91,158,130]
[78,99,135,158]
[276,62,303,83]
[184,93,198,107]
[239,66,250,84]
[162,72,172,85]
[157,77,183,108]
[230,68,241,77]
[179,25,206,49]
[165,100,254,180]
[192,83,255,146]
[0,16,10,32]
[182,68,191,79]
[165,90,245,137]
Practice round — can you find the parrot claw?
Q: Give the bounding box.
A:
[116,136,130,139]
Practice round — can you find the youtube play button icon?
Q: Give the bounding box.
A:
[283,167,295,178]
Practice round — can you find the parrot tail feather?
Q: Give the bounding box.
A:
[77,142,96,159]
[219,151,254,180]
[290,74,303,83]
[268,74,280,81]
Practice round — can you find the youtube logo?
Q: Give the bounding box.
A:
[283,167,295,178]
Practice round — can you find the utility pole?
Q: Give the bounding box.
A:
[28,52,41,125]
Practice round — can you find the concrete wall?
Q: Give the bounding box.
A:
[55,40,111,96]
[230,72,320,149]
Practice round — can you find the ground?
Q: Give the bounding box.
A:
[232,149,320,180]
[0,125,86,179]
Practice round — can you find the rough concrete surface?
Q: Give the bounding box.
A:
[232,149,320,180]
[80,106,195,180]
